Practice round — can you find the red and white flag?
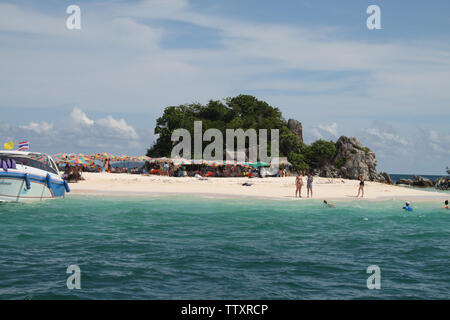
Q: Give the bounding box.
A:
[17,141,30,151]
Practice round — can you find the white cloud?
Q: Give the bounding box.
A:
[363,128,409,147]
[67,107,138,140]
[0,108,142,154]
[96,115,139,139]
[0,3,63,35]
[70,108,94,126]
[318,123,338,137]
[1,0,449,118]
[310,123,338,140]
[20,121,54,134]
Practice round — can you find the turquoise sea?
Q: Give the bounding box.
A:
[1,196,449,300]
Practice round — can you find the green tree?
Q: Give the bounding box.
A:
[288,152,309,173]
[303,140,337,168]
[148,95,291,158]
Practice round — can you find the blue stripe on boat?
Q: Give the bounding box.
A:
[0,171,67,197]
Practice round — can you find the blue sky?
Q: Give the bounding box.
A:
[0,0,449,174]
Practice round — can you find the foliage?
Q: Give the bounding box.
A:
[335,157,346,169]
[288,152,309,173]
[148,95,287,158]
[147,95,339,171]
[303,140,337,168]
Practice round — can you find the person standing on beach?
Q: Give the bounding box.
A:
[356,174,365,198]
[295,172,303,198]
[307,173,313,198]
[103,158,111,172]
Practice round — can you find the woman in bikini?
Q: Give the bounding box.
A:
[295,172,303,198]
[307,173,313,198]
[357,174,365,198]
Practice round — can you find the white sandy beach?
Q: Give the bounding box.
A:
[69,172,448,202]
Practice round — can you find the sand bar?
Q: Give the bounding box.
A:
[68,172,448,202]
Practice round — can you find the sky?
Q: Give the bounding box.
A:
[0,0,449,174]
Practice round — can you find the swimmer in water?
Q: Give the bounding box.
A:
[323,200,335,208]
[443,200,449,209]
[402,201,413,212]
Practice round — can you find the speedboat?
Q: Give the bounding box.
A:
[0,150,70,202]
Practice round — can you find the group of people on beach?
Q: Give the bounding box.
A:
[144,162,270,178]
[295,172,365,199]
[295,172,314,198]
[61,165,84,182]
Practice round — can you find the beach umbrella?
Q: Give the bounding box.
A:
[155,157,172,163]
[279,159,291,166]
[67,158,89,165]
[112,154,132,162]
[237,161,251,167]
[224,160,236,166]
[52,153,67,160]
[78,154,93,161]
[173,158,192,166]
[250,161,270,168]
[192,159,207,165]
[210,160,223,167]
[136,156,151,162]
[94,152,113,160]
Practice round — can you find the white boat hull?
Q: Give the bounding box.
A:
[1,150,70,202]
[0,171,68,202]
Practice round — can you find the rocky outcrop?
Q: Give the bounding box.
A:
[412,175,434,187]
[376,172,394,185]
[396,179,413,186]
[314,136,389,182]
[395,175,434,188]
[333,136,378,181]
[318,164,340,178]
[287,119,303,143]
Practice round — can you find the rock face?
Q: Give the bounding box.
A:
[287,119,303,143]
[376,172,394,185]
[412,175,434,187]
[395,175,434,188]
[314,136,390,182]
[334,136,378,181]
[396,179,413,186]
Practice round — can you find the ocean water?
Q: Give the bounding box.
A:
[0,196,449,300]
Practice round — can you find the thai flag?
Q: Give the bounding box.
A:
[17,141,30,151]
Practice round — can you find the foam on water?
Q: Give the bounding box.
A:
[0,195,449,299]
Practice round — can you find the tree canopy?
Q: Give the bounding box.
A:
[147,94,337,172]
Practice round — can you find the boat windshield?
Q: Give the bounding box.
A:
[0,154,58,175]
